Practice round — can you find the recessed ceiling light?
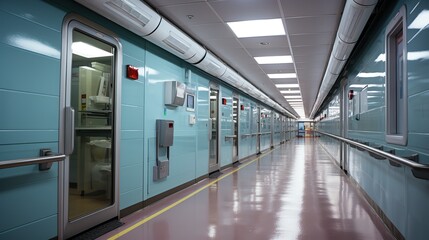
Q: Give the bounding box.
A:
[227,18,285,38]
[254,55,293,64]
[72,42,113,58]
[280,90,300,94]
[275,84,299,88]
[288,99,302,102]
[268,73,297,79]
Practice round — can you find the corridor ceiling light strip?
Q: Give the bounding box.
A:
[268,73,297,79]
[254,55,293,64]
[227,18,285,38]
[284,95,302,99]
[280,90,300,94]
[275,84,299,88]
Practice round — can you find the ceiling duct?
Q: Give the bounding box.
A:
[220,67,244,88]
[75,0,161,36]
[75,0,298,118]
[144,18,206,63]
[310,0,378,118]
[195,51,227,77]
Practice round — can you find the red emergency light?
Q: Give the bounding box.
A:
[126,65,139,80]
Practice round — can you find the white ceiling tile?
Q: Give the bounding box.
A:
[158,2,222,25]
[281,0,345,17]
[292,45,331,56]
[247,48,291,57]
[205,38,243,50]
[189,23,236,39]
[286,15,340,35]
[209,0,282,22]
[289,32,336,47]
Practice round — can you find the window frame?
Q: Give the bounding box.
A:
[385,5,407,146]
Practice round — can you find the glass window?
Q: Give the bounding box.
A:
[385,6,407,145]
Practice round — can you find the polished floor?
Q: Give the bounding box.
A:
[99,138,394,240]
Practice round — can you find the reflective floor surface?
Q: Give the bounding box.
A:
[98,138,394,240]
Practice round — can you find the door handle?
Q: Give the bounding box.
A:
[65,106,75,155]
[208,119,212,140]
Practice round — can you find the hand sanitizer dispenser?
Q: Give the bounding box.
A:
[165,81,186,107]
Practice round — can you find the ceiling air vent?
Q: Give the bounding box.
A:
[195,52,227,77]
[145,18,206,63]
[74,0,161,36]
[106,0,151,26]
[162,31,190,55]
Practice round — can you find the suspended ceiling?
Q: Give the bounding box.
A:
[144,0,345,118]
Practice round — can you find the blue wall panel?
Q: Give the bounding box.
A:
[194,72,210,177]
[0,1,64,238]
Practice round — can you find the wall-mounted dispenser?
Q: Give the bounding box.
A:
[154,119,174,180]
[165,81,186,107]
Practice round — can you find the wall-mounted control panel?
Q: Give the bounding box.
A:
[158,120,174,147]
[154,119,174,180]
[165,81,186,107]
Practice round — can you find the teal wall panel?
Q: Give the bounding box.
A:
[0,177,57,234]
[0,44,60,95]
[0,1,64,238]
[195,72,210,177]
[0,0,64,32]
[0,215,57,240]
[0,10,61,59]
[119,187,144,211]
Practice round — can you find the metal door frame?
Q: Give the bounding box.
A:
[232,94,239,163]
[59,15,122,239]
[340,78,348,173]
[256,106,261,153]
[208,83,220,173]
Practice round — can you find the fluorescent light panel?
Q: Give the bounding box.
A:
[287,99,302,102]
[275,84,299,88]
[254,55,292,64]
[72,42,113,58]
[284,95,301,99]
[227,18,285,38]
[268,73,297,79]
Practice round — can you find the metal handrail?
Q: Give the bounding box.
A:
[0,154,66,169]
[317,131,429,180]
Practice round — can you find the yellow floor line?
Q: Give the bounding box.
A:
[108,149,274,240]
